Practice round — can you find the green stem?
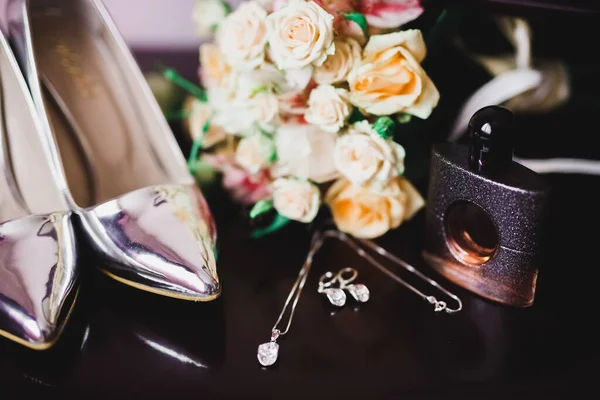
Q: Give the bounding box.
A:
[187,138,203,172]
[166,110,191,121]
[160,66,207,102]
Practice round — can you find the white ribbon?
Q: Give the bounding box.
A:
[449,17,600,175]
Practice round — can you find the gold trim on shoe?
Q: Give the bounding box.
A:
[99,268,221,302]
[0,286,80,351]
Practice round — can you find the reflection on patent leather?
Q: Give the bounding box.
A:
[0,280,91,386]
[76,270,225,373]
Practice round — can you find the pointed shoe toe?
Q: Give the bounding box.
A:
[80,185,220,301]
[0,213,79,350]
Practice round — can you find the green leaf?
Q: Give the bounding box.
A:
[250,213,291,238]
[202,120,210,133]
[269,149,278,164]
[348,107,366,124]
[426,8,465,58]
[160,66,207,102]
[396,113,412,124]
[373,116,396,139]
[343,12,368,38]
[249,200,274,219]
[221,0,232,14]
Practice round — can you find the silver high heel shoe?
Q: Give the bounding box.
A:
[7,0,220,301]
[0,31,79,350]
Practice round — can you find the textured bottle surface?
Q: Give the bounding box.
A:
[423,143,550,307]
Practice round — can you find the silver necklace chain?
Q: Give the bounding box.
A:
[258,229,462,366]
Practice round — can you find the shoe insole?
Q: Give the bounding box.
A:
[30,5,170,208]
[0,39,67,221]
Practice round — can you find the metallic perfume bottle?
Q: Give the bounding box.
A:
[423,106,550,307]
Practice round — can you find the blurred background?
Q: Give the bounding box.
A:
[0,0,226,50]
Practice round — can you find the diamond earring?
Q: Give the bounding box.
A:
[318,271,346,307]
[335,267,370,303]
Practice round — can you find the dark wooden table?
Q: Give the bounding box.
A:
[1,162,598,399]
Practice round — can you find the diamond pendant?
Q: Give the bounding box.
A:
[346,284,370,303]
[257,330,280,367]
[324,288,346,307]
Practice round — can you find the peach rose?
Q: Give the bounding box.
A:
[348,30,439,118]
[200,43,237,94]
[217,1,269,70]
[184,97,226,148]
[325,176,424,238]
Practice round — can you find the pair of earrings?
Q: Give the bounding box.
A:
[317,267,370,307]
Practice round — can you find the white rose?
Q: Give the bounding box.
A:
[272,178,321,223]
[193,0,230,38]
[266,0,335,69]
[212,89,279,135]
[334,121,406,186]
[210,93,256,134]
[242,64,288,94]
[235,132,276,174]
[250,91,279,126]
[272,123,339,183]
[217,1,268,70]
[305,85,352,133]
[314,36,362,84]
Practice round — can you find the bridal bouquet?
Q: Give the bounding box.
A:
[185,0,439,238]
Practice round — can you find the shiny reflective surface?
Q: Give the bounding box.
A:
[0,172,599,397]
[0,212,79,350]
[6,0,220,301]
[80,184,219,301]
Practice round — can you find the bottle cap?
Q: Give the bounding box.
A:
[468,106,515,173]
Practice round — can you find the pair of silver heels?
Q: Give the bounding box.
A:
[0,0,219,350]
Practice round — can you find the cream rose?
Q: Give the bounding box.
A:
[325,176,424,238]
[235,132,276,174]
[305,85,352,133]
[193,0,230,37]
[184,98,226,148]
[217,1,268,70]
[271,123,339,183]
[334,121,405,186]
[348,30,439,118]
[200,43,237,94]
[266,0,335,69]
[314,37,362,84]
[272,178,321,223]
[250,91,279,126]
